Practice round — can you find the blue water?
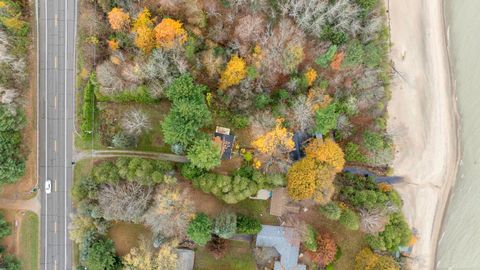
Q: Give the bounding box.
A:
[436,0,480,268]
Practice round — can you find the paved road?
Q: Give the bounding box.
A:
[38,0,76,269]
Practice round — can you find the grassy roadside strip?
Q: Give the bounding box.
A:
[19,211,39,270]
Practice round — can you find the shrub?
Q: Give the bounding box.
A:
[0,106,25,185]
[254,93,273,109]
[363,130,384,152]
[339,209,360,230]
[339,173,401,210]
[345,142,367,163]
[180,163,205,180]
[365,212,412,252]
[81,74,98,139]
[111,132,135,148]
[303,225,317,252]
[84,238,121,270]
[306,231,337,267]
[213,212,237,239]
[187,138,221,170]
[92,158,173,185]
[0,213,11,239]
[187,213,212,246]
[192,173,257,204]
[236,214,261,234]
[318,202,342,221]
[355,248,399,270]
[315,102,339,135]
[356,0,379,10]
[343,40,365,67]
[321,25,348,45]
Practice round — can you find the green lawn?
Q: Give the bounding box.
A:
[19,211,39,270]
[231,200,279,225]
[195,240,256,270]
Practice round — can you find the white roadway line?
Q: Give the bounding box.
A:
[43,0,48,268]
[64,0,68,267]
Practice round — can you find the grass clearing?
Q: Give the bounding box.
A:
[18,211,39,270]
[195,240,256,270]
[231,199,279,225]
[107,222,151,256]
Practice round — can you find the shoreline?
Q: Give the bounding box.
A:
[385,0,460,269]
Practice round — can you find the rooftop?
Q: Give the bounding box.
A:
[255,225,306,270]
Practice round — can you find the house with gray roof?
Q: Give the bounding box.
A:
[255,225,306,270]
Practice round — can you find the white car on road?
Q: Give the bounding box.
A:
[45,179,51,194]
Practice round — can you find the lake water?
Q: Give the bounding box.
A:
[436,0,480,268]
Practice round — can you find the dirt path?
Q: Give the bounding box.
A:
[0,196,40,216]
[74,150,189,163]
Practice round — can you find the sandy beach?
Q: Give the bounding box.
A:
[385,0,459,269]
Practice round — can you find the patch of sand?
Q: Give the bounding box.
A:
[385,0,459,269]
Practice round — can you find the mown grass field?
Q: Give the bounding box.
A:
[19,211,39,270]
[195,240,257,270]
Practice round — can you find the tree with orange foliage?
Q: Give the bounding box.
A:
[305,138,345,172]
[219,55,247,90]
[287,158,317,200]
[107,8,130,31]
[132,8,155,53]
[330,52,345,71]
[107,39,119,51]
[154,18,188,49]
[355,248,400,270]
[306,231,337,267]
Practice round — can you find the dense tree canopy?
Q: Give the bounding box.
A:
[187,139,222,170]
[162,74,211,147]
[187,213,212,246]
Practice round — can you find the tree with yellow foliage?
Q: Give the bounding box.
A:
[312,163,336,204]
[107,8,130,31]
[287,158,336,202]
[132,8,155,53]
[123,236,179,270]
[219,55,247,90]
[305,68,317,86]
[354,248,399,270]
[252,119,294,155]
[154,18,188,49]
[287,158,317,200]
[305,138,345,172]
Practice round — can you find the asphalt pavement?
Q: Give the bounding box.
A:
[38,0,76,269]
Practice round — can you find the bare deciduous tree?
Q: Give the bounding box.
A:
[260,18,305,84]
[143,185,195,239]
[98,182,153,223]
[359,208,389,234]
[281,0,361,38]
[121,109,151,136]
[291,95,314,133]
[96,61,125,95]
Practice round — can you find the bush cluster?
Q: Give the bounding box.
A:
[191,167,284,204]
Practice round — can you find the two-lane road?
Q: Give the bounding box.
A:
[38,0,76,269]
